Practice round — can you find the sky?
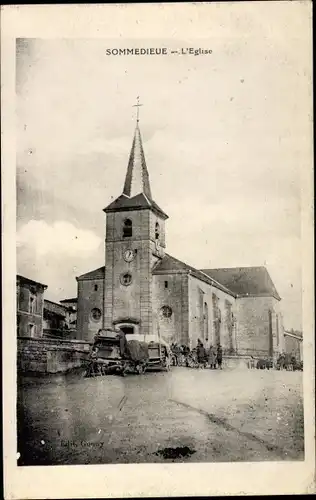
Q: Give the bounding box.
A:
[16,31,309,330]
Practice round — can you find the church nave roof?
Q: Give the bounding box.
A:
[201,267,281,300]
[153,254,280,300]
[152,254,235,297]
[76,266,105,281]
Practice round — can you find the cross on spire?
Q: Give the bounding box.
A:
[103,104,169,221]
[132,96,143,123]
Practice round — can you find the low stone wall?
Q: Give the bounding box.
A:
[222,355,254,370]
[17,336,91,374]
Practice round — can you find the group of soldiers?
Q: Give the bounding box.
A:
[276,352,303,371]
[247,351,303,371]
[170,340,223,369]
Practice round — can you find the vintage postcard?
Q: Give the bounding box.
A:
[2,2,315,498]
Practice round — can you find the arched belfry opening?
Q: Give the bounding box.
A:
[123,218,133,238]
[155,222,160,240]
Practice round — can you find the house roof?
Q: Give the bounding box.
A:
[152,254,235,296]
[44,299,67,317]
[284,330,303,340]
[17,274,47,290]
[76,266,105,281]
[201,267,281,300]
[60,297,78,304]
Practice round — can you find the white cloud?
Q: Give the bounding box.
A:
[17,220,102,258]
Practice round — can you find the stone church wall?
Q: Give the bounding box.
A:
[111,242,143,325]
[152,273,189,345]
[104,239,154,335]
[76,278,104,342]
[188,275,236,351]
[235,296,280,356]
[106,209,152,242]
[104,208,165,336]
[149,210,166,249]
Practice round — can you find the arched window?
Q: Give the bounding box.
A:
[204,302,209,341]
[155,222,160,240]
[268,309,273,357]
[123,218,132,238]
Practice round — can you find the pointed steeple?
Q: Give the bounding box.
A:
[123,124,152,199]
[103,101,168,220]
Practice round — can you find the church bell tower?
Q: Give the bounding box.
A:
[103,104,168,336]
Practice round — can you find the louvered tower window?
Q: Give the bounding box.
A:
[123,218,132,238]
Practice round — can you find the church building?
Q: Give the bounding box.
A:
[76,117,283,359]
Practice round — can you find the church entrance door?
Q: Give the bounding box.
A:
[120,326,134,335]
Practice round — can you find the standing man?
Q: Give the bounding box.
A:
[88,345,99,377]
[174,343,181,366]
[217,344,223,370]
[197,339,207,368]
[116,327,128,359]
[209,345,217,369]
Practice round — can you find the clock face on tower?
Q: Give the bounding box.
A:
[123,249,135,262]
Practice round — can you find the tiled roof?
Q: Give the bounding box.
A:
[152,254,189,273]
[76,266,105,281]
[44,299,67,317]
[123,124,152,199]
[17,274,47,289]
[201,267,281,300]
[103,123,168,220]
[60,297,78,303]
[284,330,303,339]
[152,254,235,296]
[103,193,168,219]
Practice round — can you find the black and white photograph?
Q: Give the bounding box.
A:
[2,2,314,498]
